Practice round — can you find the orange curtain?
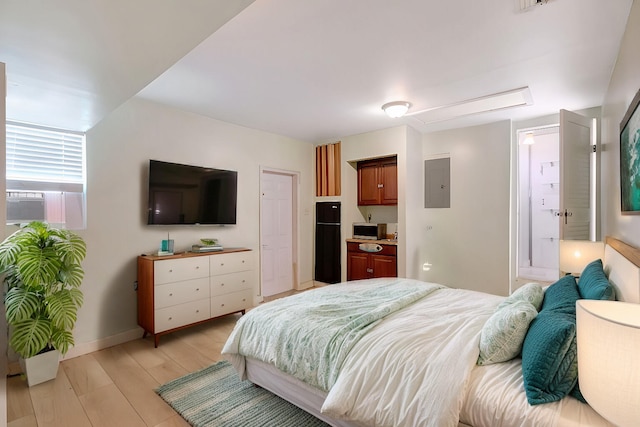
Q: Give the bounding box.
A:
[315,141,341,196]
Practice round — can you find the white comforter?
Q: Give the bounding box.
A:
[223,278,613,427]
[321,286,503,427]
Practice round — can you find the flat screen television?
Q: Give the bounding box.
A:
[147,160,237,225]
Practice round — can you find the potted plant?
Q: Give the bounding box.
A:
[0,221,86,386]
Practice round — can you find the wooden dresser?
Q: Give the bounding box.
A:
[137,248,253,346]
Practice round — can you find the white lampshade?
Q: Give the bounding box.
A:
[382,101,411,118]
[576,300,640,427]
[559,240,604,275]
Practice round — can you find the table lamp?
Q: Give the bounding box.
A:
[576,299,640,427]
[559,240,605,276]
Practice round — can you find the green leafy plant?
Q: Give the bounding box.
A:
[0,221,86,359]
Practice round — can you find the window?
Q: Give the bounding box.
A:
[6,122,86,229]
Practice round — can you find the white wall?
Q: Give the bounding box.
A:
[404,125,424,279]
[419,121,512,295]
[602,0,640,247]
[68,97,314,355]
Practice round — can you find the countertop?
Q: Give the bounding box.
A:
[346,238,398,246]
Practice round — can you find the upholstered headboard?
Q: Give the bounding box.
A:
[603,236,640,303]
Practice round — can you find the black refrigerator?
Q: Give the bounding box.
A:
[315,201,341,284]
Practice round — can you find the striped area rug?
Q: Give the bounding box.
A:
[155,360,330,427]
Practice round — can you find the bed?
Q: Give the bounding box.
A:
[222,237,640,427]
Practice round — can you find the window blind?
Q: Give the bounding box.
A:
[6,122,85,192]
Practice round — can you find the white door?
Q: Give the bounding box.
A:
[559,109,594,240]
[260,172,294,297]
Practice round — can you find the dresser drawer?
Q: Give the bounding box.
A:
[154,299,210,333]
[209,251,253,276]
[211,289,252,318]
[154,257,209,285]
[155,277,210,309]
[210,271,252,297]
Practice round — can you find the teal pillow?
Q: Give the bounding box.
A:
[578,259,616,301]
[540,275,580,312]
[521,274,580,405]
[570,381,587,403]
[521,311,578,405]
[498,282,544,311]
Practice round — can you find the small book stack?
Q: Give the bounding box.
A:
[191,244,223,253]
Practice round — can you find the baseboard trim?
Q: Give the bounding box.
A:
[297,280,315,290]
[61,327,144,360]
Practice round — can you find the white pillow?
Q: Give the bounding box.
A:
[477,300,538,365]
[497,282,544,311]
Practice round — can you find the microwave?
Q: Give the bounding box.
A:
[353,223,387,240]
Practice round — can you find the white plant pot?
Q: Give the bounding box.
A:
[19,349,61,386]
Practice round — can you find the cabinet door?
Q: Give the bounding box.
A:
[211,289,252,318]
[155,277,210,309]
[210,271,252,297]
[154,257,209,285]
[371,254,397,278]
[380,161,398,205]
[347,252,370,281]
[154,299,210,333]
[357,162,380,206]
[210,251,252,276]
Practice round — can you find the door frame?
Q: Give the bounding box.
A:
[515,124,561,283]
[509,108,601,293]
[259,166,300,301]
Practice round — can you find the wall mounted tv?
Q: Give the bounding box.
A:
[147,160,238,225]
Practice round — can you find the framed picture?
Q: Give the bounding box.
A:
[620,88,640,214]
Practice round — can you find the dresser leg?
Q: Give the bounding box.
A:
[154,335,160,348]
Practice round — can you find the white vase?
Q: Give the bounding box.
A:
[19,349,61,386]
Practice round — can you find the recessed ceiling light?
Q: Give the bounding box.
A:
[382,101,411,118]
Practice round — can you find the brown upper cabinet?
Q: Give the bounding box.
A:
[357,156,398,206]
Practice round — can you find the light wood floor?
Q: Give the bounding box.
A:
[6,288,305,427]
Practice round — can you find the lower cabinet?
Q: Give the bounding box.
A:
[137,248,253,346]
[346,242,397,281]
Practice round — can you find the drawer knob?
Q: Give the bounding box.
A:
[196,310,200,313]
[196,266,199,269]
[196,288,200,291]
[221,263,224,266]
[221,283,225,286]
[169,293,173,297]
[242,279,245,283]
[168,317,172,320]
[242,298,246,302]
[221,304,225,307]
[169,269,173,273]
[242,260,245,263]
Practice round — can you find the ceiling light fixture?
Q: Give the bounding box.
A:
[382,101,411,118]
[523,132,535,145]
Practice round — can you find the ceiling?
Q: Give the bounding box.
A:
[1,0,633,143]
